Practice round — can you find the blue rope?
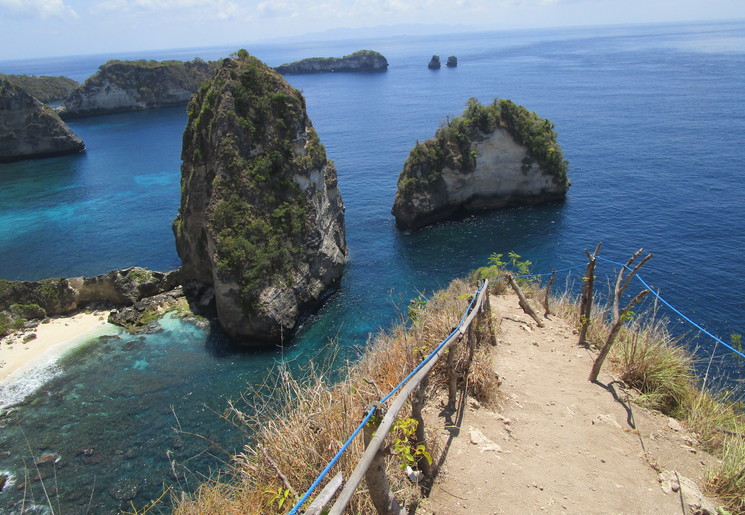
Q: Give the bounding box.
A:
[288,281,487,514]
[594,255,745,360]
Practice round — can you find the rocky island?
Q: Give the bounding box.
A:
[174,51,347,344]
[0,73,79,103]
[56,58,217,118]
[275,50,388,74]
[428,55,441,69]
[392,98,570,230]
[0,79,84,162]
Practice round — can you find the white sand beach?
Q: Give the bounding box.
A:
[0,311,118,385]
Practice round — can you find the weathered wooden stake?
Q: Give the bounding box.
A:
[543,269,556,317]
[363,412,404,515]
[578,242,602,345]
[506,274,544,328]
[446,338,458,409]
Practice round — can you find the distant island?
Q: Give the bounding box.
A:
[275,50,388,74]
[56,58,218,119]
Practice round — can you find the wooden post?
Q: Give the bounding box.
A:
[506,274,544,328]
[543,269,556,317]
[410,375,432,480]
[363,411,404,515]
[578,242,602,345]
[446,338,458,409]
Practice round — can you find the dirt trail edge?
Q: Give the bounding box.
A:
[418,293,721,515]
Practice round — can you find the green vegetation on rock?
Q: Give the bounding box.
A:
[0,73,79,103]
[179,51,333,309]
[404,97,569,185]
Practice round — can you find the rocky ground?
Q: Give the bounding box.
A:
[418,293,721,514]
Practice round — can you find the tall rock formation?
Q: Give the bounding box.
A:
[275,50,388,74]
[0,79,84,162]
[57,58,217,118]
[174,52,347,344]
[392,98,570,230]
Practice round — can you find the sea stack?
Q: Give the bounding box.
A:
[0,79,84,162]
[428,55,441,69]
[174,51,347,344]
[392,98,570,230]
[447,56,458,68]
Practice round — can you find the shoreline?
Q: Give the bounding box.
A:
[0,310,120,404]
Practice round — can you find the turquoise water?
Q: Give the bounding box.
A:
[1,21,745,512]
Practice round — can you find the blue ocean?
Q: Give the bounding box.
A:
[1,21,744,513]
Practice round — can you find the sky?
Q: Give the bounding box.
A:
[0,0,744,60]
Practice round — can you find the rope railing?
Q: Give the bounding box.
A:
[289,254,742,514]
[288,280,491,514]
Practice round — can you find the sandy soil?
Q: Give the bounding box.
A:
[418,293,720,515]
[0,311,116,385]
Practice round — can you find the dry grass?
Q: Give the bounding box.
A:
[174,278,498,514]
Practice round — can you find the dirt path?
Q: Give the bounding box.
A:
[418,293,720,514]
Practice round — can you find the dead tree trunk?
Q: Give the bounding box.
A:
[578,242,602,346]
[506,274,544,328]
[589,249,653,383]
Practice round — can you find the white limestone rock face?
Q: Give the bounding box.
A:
[0,79,84,162]
[174,54,346,345]
[392,98,570,230]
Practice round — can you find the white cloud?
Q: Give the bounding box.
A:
[0,0,78,19]
[92,0,242,19]
[257,0,297,18]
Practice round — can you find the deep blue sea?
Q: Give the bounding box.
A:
[1,21,744,513]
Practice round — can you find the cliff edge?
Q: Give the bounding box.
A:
[275,50,388,74]
[174,52,346,344]
[0,79,84,162]
[57,58,217,119]
[392,98,570,230]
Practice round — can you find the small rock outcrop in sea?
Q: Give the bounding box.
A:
[0,268,182,336]
[275,50,388,74]
[174,52,347,344]
[392,98,570,230]
[56,58,217,119]
[428,55,441,69]
[447,56,458,68]
[0,79,84,162]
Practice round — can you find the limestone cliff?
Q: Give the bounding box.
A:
[174,53,347,344]
[0,80,84,162]
[57,58,217,119]
[275,50,388,74]
[392,98,570,230]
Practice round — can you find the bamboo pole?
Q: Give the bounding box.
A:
[305,473,344,515]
